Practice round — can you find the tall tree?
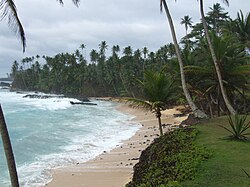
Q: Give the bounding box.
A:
[207,3,229,34]
[0,105,19,187]
[181,15,193,48]
[160,0,207,118]
[199,0,236,115]
[79,43,86,58]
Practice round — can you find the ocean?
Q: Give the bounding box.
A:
[0,89,140,187]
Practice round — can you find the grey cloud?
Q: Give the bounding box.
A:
[0,0,249,77]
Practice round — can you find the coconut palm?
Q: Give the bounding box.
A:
[127,70,176,136]
[232,11,250,51]
[0,106,19,187]
[185,33,250,115]
[0,0,26,52]
[181,15,193,49]
[207,3,229,34]
[160,0,207,118]
[79,43,86,58]
[199,0,236,115]
[0,0,80,53]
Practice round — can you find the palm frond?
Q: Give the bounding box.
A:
[222,0,229,6]
[184,65,212,75]
[160,0,163,12]
[242,168,250,178]
[125,97,152,111]
[230,65,250,75]
[0,0,26,52]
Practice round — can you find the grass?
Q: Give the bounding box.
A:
[182,116,250,187]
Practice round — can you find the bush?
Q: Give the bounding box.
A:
[126,128,211,187]
[219,114,250,140]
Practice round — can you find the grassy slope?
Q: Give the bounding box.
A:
[183,116,250,187]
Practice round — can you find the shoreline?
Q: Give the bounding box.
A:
[46,102,188,187]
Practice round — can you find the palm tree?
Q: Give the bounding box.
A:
[142,47,148,74]
[0,0,26,52]
[79,43,86,58]
[123,46,133,56]
[207,3,229,34]
[90,49,98,64]
[160,0,207,118]
[0,0,80,53]
[0,105,19,187]
[199,0,236,115]
[180,15,193,48]
[127,71,176,136]
[231,11,250,51]
[0,1,80,186]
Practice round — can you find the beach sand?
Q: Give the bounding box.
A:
[46,103,188,187]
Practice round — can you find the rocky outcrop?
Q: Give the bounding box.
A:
[22,94,90,102]
[70,101,97,106]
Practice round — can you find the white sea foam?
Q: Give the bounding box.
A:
[0,90,139,187]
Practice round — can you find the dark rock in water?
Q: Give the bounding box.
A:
[70,101,97,106]
[0,82,10,87]
[22,94,90,103]
[23,94,64,99]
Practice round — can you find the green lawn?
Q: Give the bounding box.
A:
[182,116,250,187]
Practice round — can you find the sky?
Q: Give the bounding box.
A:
[0,0,249,77]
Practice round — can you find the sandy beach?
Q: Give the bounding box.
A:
[46,103,188,187]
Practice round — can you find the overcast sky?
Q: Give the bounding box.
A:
[0,0,249,77]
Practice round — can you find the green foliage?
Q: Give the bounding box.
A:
[219,114,250,140]
[183,116,250,186]
[127,70,177,136]
[126,128,211,187]
[10,6,250,115]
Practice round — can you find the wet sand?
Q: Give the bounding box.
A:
[46,103,187,187]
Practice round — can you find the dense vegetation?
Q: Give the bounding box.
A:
[126,128,211,187]
[126,116,250,187]
[10,4,250,117]
[2,1,250,186]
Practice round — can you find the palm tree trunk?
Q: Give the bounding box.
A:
[156,110,163,136]
[199,0,236,115]
[161,0,207,118]
[0,105,19,187]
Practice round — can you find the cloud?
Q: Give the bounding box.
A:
[0,0,249,77]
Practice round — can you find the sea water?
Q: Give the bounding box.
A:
[0,89,140,187]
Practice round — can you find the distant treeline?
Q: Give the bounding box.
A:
[11,4,250,115]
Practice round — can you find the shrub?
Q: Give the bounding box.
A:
[219,115,250,140]
[126,128,211,187]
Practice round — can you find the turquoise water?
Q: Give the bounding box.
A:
[0,89,139,187]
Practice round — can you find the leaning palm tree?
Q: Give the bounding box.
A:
[160,0,207,118]
[0,0,26,52]
[199,0,236,115]
[0,1,80,186]
[127,70,176,136]
[0,106,19,186]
